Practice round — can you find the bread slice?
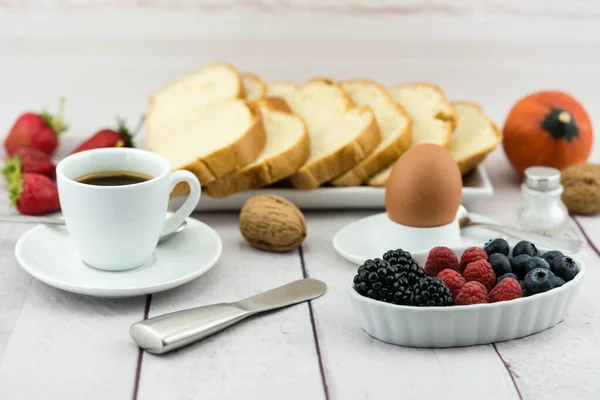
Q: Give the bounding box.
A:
[146,63,243,153]
[330,80,412,186]
[204,99,310,197]
[279,79,381,190]
[367,83,455,187]
[449,102,502,175]
[242,73,266,102]
[154,99,266,196]
[266,82,298,97]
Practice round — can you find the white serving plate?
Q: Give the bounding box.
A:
[349,245,585,348]
[172,165,493,211]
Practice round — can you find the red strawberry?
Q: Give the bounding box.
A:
[70,117,141,154]
[7,171,60,216]
[2,147,55,179]
[4,99,68,156]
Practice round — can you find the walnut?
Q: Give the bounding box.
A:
[561,163,600,215]
[239,195,307,252]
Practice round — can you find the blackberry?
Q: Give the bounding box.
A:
[385,250,425,286]
[383,248,413,265]
[410,277,453,307]
[353,258,413,305]
[484,238,510,257]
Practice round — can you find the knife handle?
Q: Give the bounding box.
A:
[130,303,250,354]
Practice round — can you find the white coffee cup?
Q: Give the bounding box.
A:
[56,148,201,271]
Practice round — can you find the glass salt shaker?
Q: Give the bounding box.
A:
[518,166,569,236]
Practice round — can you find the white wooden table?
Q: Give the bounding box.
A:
[1,2,600,399]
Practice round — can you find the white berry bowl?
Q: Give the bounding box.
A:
[348,245,585,348]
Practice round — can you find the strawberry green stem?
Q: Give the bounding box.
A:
[6,164,24,207]
[115,114,144,148]
[41,97,69,136]
[2,156,22,182]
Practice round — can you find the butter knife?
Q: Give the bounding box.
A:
[129,278,327,354]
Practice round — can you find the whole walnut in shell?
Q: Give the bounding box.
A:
[561,163,600,215]
[239,195,307,252]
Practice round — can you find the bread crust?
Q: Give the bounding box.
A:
[290,105,381,190]
[331,79,413,186]
[451,101,502,175]
[170,103,267,197]
[389,82,456,148]
[242,73,266,101]
[365,82,457,187]
[203,101,310,197]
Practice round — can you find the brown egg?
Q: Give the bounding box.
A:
[385,143,462,227]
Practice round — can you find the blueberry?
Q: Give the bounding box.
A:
[541,250,564,265]
[525,257,550,274]
[524,268,557,295]
[552,276,566,288]
[513,240,538,257]
[484,238,510,257]
[522,287,530,297]
[550,255,579,282]
[511,254,531,279]
[488,253,512,277]
[497,273,519,285]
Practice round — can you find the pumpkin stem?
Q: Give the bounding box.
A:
[558,111,572,124]
[542,108,579,142]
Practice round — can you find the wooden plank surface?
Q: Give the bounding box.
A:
[136,214,325,400]
[0,281,145,399]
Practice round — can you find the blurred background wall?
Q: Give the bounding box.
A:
[1,0,599,158]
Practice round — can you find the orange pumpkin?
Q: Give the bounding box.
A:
[503,90,593,175]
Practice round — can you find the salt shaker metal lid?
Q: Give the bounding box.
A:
[524,166,562,191]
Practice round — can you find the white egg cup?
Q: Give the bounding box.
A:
[378,215,461,254]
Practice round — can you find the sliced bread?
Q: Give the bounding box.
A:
[266,82,299,97]
[279,79,381,189]
[331,80,412,186]
[242,73,266,102]
[367,83,455,187]
[154,99,266,196]
[146,63,243,153]
[448,102,502,175]
[204,99,310,197]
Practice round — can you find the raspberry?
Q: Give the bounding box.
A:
[460,247,488,272]
[436,269,466,300]
[455,281,488,306]
[463,259,496,291]
[424,246,460,277]
[489,278,522,303]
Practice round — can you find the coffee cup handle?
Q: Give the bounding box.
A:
[162,170,201,235]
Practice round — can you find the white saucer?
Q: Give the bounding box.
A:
[15,217,222,298]
[333,212,501,265]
